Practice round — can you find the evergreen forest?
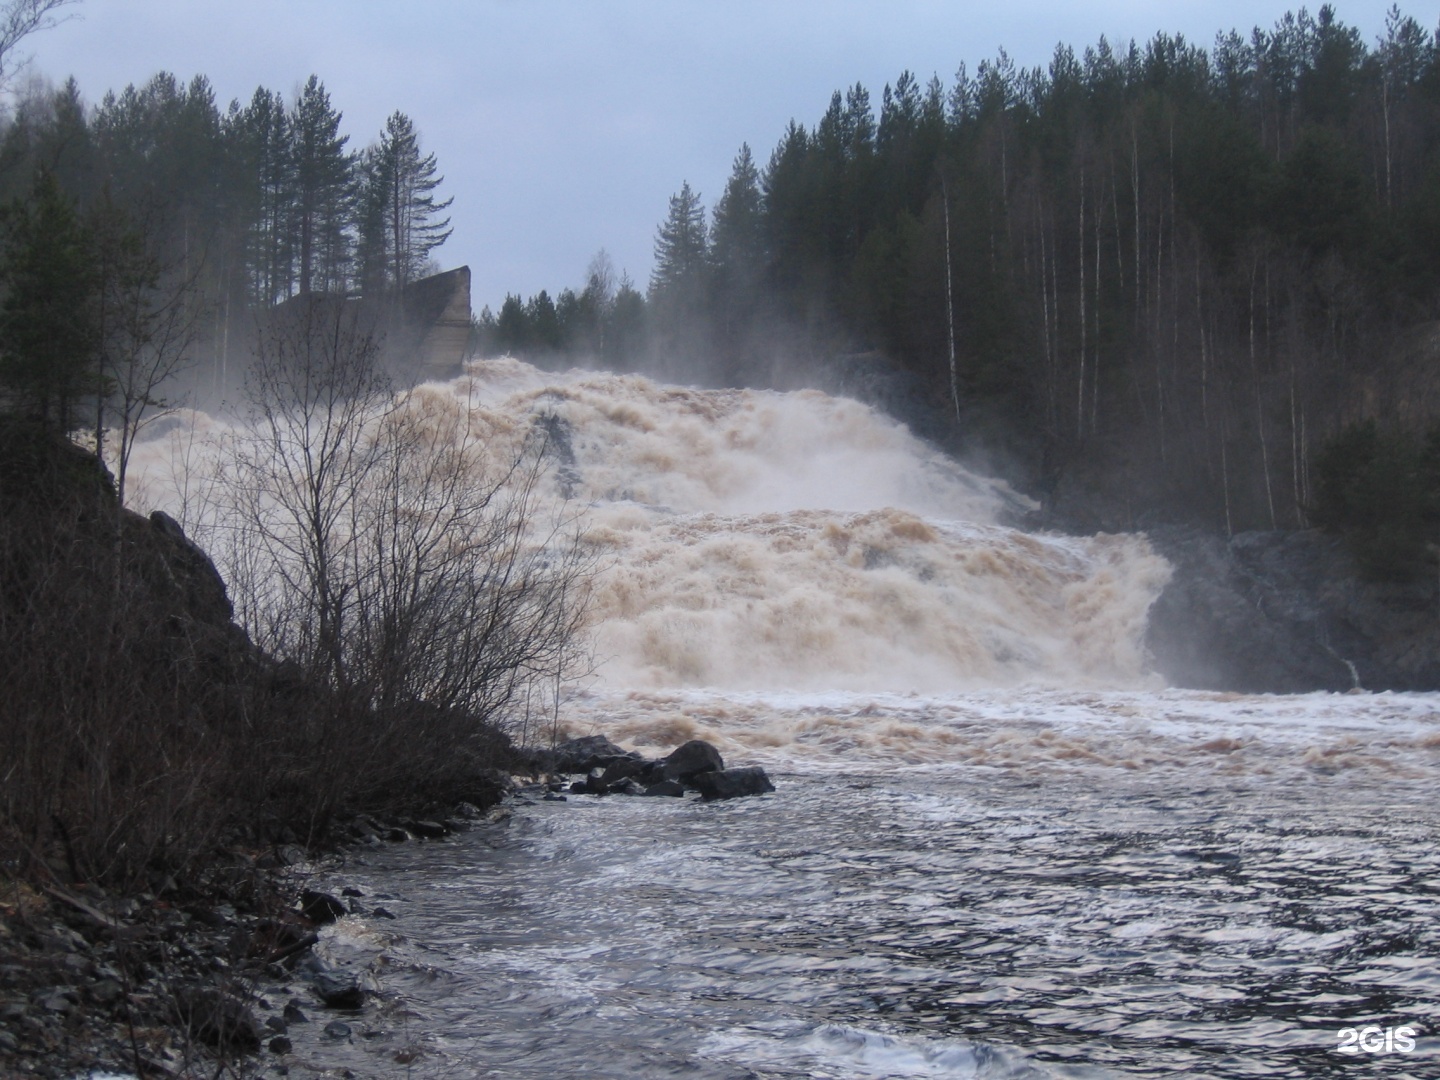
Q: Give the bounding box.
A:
[0,68,453,433]
[479,4,1440,562]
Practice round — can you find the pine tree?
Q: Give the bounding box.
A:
[352,142,390,299]
[0,169,97,429]
[289,76,351,295]
[374,111,451,291]
[649,180,707,298]
[710,145,765,279]
[709,145,766,377]
[234,87,294,305]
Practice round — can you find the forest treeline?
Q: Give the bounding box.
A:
[0,38,589,893]
[481,4,1440,551]
[0,68,453,417]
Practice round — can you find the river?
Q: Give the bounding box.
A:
[131,359,1440,1078]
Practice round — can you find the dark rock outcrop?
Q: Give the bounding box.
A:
[1146,527,1440,692]
[692,767,776,801]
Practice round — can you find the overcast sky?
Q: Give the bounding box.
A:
[25,0,1433,311]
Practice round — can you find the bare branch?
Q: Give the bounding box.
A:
[0,0,80,88]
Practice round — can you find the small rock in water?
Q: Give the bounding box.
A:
[642,780,686,797]
[323,1020,352,1040]
[269,1034,293,1053]
[407,819,449,839]
[283,1001,309,1024]
[371,907,396,920]
[341,886,364,898]
[312,970,365,1009]
[692,766,776,801]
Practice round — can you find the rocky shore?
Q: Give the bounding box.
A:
[0,800,494,1079]
[0,735,769,1078]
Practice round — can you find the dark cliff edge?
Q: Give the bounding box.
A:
[0,423,518,1077]
[1145,526,1440,693]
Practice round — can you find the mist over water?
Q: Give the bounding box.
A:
[127,359,1440,1078]
[454,358,1171,694]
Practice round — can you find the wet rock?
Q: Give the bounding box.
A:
[384,827,411,843]
[341,886,364,898]
[371,907,397,920]
[570,771,608,795]
[609,777,646,796]
[323,1019,352,1040]
[1146,526,1440,692]
[269,1034,293,1053]
[283,1001,309,1024]
[663,739,724,783]
[312,970,366,1010]
[542,793,568,802]
[300,890,346,924]
[692,766,776,801]
[172,983,262,1049]
[407,819,449,839]
[599,757,645,786]
[265,1015,288,1034]
[551,734,629,773]
[642,779,686,797]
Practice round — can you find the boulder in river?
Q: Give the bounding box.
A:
[692,766,775,801]
[553,734,630,773]
[599,757,646,786]
[662,739,724,783]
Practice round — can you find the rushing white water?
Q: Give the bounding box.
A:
[125,360,1440,1078]
[452,358,1171,694]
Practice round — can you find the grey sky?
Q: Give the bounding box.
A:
[27,0,1432,312]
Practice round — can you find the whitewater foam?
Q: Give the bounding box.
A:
[127,358,1173,697]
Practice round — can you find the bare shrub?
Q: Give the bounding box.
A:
[194,297,593,830]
